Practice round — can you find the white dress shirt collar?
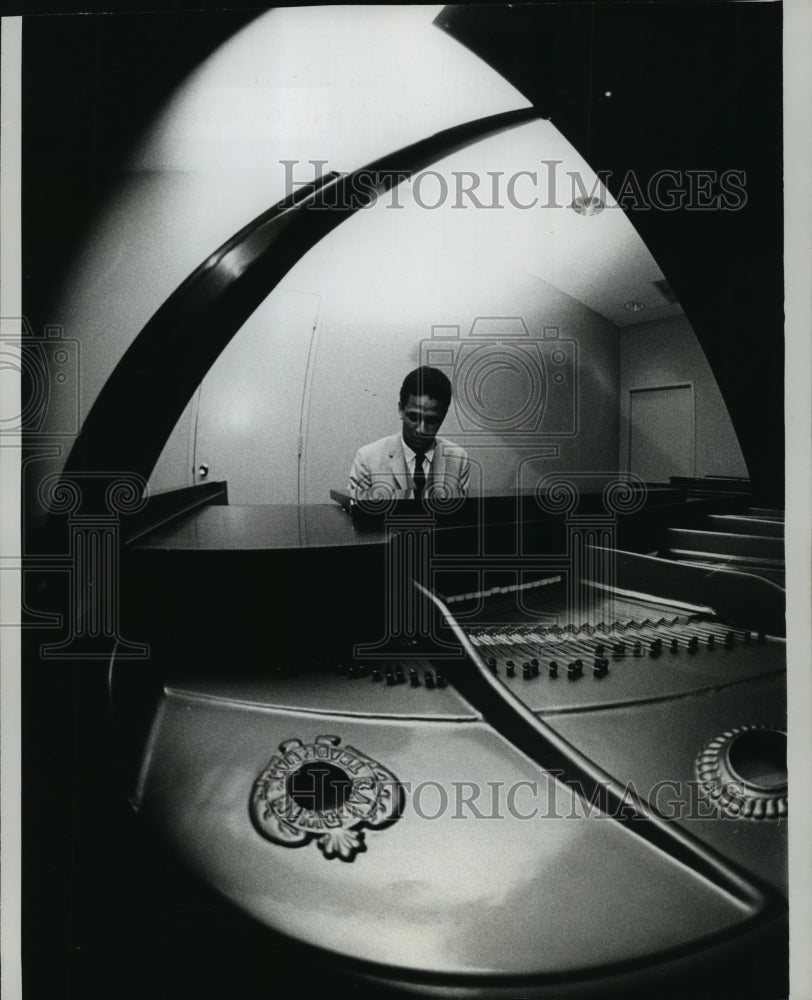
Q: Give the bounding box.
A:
[401,438,435,469]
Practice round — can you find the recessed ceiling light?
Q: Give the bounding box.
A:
[624,301,645,313]
[571,196,604,216]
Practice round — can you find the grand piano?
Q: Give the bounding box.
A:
[21,5,787,999]
[104,488,787,998]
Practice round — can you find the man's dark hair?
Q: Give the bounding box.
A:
[399,366,452,413]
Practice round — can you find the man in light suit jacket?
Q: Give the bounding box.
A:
[349,366,469,503]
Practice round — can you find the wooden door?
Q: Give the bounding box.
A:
[628,384,695,482]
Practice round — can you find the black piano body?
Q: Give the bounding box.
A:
[96,481,786,998]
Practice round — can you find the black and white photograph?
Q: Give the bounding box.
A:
[2,3,810,998]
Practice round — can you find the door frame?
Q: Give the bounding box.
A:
[189,288,322,504]
[296,292,323,505]
[625,382,696,477]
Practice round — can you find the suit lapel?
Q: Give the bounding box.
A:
[384,435,451,491]
[388,436,408,489]
[431,436,447,485]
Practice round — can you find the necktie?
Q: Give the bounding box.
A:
[413,453,426,499]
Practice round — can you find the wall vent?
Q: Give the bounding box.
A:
[652,278,680,305]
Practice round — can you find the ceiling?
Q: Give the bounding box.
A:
[500,121,685,330]
[403,118,686,331]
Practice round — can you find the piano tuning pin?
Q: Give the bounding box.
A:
[548,661,559,678]
[670,638,679,653]
[742,631,752,645]
[424,672,435,689]
[706,634,716,649]
[409,668,420,687]
[436,674,447,688]
[522,664,532,680]
[371,667,382,682]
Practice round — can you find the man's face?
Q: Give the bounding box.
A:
[399,394,446,453]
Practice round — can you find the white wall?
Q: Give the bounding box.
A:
[165,121,622,504]
[300,260,621,503]
[619,316,748,479]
